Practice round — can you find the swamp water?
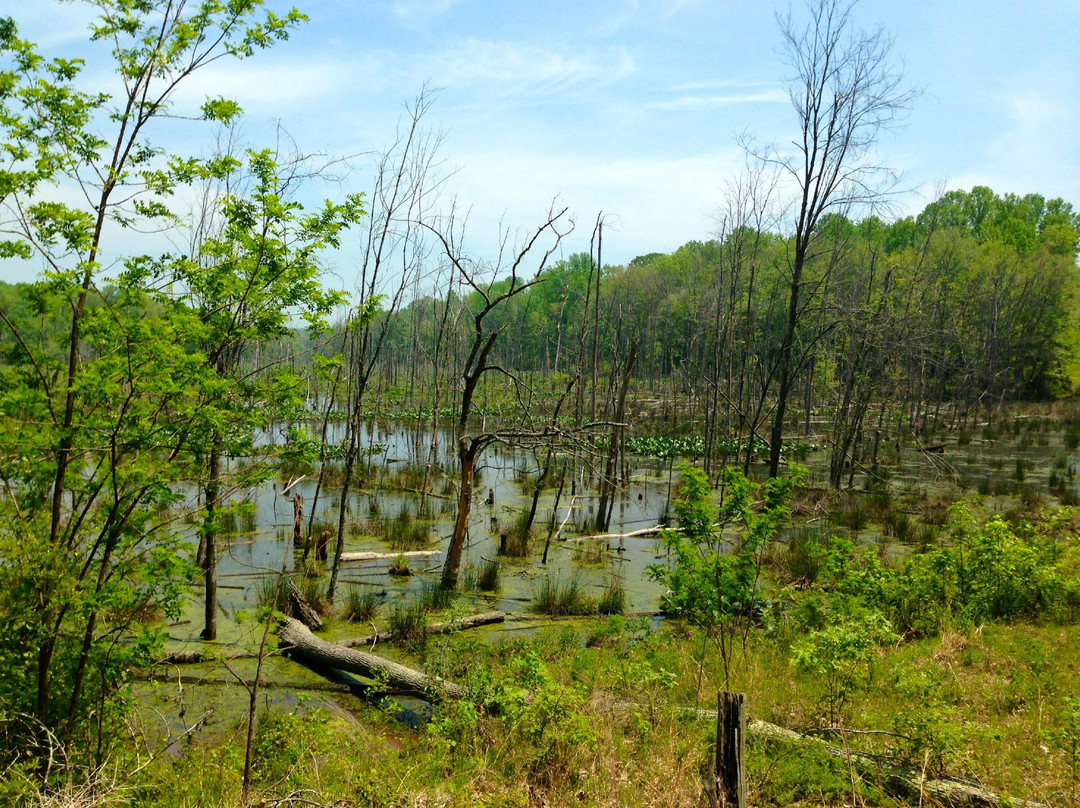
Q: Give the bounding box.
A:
[142,415,1080,734]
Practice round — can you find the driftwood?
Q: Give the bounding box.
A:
[561,526,666,543]
[337,611,505,649]
[277,616,464,702]
[339,549,441,563]
[285,578,323,630]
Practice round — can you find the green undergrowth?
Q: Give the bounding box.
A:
[4,611,1080,807]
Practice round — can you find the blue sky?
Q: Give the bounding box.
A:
[4,0,1079,281]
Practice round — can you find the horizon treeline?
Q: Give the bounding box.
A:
[3,184,1078,481]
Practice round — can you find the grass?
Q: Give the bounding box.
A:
[832,495,868,531]
[388,555,411,576]
[463,558,500,593]
[571,539,608,565]
[104,615,1080,808]
[296,575,328,614]
[595,577,626,615]
[387,599,427,645]
[385,503,432,550]
[419,579,453,612]
[531,574,595,616]
[500,511,532,558]
[342,585,382,623]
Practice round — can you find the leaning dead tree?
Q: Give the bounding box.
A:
[423,203,574,589]
[756,0,918,477]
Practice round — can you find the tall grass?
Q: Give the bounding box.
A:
[531,575,593,616]
[342,585,382,623]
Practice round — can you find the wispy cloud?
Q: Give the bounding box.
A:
[432,39,636,94]
[650,89,788,111]
[389,0,457,22]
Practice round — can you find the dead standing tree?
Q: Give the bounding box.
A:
[325,90,446,603]
[426,205,574,590]
[758,0,918,477]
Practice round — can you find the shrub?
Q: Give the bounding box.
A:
[388,555,411,576]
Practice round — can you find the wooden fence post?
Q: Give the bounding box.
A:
[715,691,746,808]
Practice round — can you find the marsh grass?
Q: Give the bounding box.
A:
[531,574,594,616]
[297,575,328,614]
[501,511,532,558]
[388,600,427,645]
[342,585,382,623]
[463,558,500,593]
[572,539,608,565]
[419,579,453,612]
[832,496,868,531]
[385,503,431,550]
[778,526,832,584]
[595,577,626,615]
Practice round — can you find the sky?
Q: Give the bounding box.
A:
[3,0,1079,284]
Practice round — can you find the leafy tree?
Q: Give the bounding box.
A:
[0,0,307,766]
[155,147,362,639]
[649,463,804,690]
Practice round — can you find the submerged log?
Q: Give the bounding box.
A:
[339,549,441,563]
[277,616,464,702]
[337,611,505,649]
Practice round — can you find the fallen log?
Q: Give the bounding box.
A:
[561,526,665,542]
[339,549,441,563]
[337,611,505,649]
[678,706,1046,808]
[277,616,464,702]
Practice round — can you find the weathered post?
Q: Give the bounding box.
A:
[292,493,304,550]
[715,691,746,808]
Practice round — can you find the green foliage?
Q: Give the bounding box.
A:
[1047,696,1080,803]
[0,0,361,770]
[649,464,804,630]
[792,611,898,725]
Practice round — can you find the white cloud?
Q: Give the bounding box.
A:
[651,89,788,110]
[431,39,636,96]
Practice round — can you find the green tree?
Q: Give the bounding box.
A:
[156,147,361,639]
[0,0,306,766]
[649,463,804,690]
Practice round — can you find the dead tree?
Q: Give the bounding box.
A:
[756,0,918,477]
[424,204,574,589]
